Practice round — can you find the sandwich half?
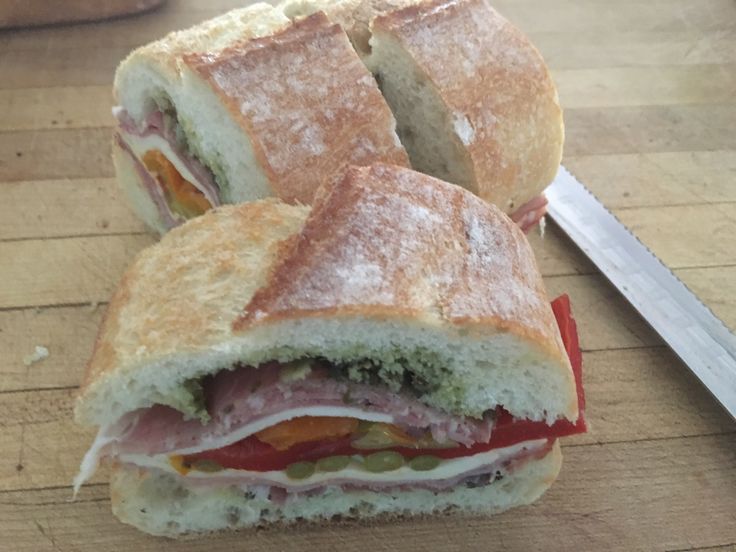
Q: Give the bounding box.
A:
[281,0,564,230]
[113,5,408,234]
[74,164,585,536]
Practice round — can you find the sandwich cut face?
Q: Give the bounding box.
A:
[74,164,585,535]
[112,5,408,234]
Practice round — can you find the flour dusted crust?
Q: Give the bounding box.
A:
[370,0,564,211]
[76,164,576,427]
[183,12,409,204]
[114,3,292,100]
[232,164,576,420]
[279,0,564,213]
[236,164,566,358]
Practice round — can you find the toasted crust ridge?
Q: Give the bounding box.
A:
[237,164,564,353]
[75,200,310,425]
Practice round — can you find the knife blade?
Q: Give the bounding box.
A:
[545,165,736,420]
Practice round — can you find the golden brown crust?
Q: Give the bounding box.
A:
[183,12,409,205]
[235,164,568,369]
[371,0,564,211]
[113,4,291,97]
[77,201,310,400]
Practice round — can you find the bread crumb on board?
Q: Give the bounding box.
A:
[23,345,49,366]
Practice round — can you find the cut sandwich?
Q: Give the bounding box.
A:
[74,164,585,536]
[113,5,408,234]
[280,0,564,230]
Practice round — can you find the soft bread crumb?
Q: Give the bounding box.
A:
[23,345,49,366]
[110,442,562,536]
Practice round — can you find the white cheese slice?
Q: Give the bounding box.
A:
[118,131,219,206]
[73,405,395,491]
[120,439,548,490]
[72,431,118,496]
[172,405,396,456]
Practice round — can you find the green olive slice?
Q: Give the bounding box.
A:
[409,455,441,471]
[316,455,351,472]
[190,459,223,472]
[363,451,404,473]
[285,461,316,480]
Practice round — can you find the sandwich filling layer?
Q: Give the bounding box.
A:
[75,296,585,496]
[119,438,551,493]
[114,104,548,232]
[114,107,223,228]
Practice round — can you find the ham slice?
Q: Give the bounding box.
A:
[88,362,492,459]
[114,107,222,229]
[510,194,548,233]
[114,133,182,228]
[74,362,493,493]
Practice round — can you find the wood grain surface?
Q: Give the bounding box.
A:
[1,0,735,550]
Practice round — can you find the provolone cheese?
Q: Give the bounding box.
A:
[172,405,396,456]
[118,131,219,206]
[74,405,395,491]
[120,439,548,490]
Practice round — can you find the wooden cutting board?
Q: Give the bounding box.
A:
[0,0,166,29]
[1,0,735,550]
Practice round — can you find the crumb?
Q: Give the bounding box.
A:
[23,345,49,366]
[88,301,99,312]
[538,215,546,238]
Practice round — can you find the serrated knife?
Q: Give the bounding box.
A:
[545,166,736,420]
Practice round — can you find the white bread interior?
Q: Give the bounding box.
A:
[109,441,562,537]
[369,31,474,189]
[279,0,414,56]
